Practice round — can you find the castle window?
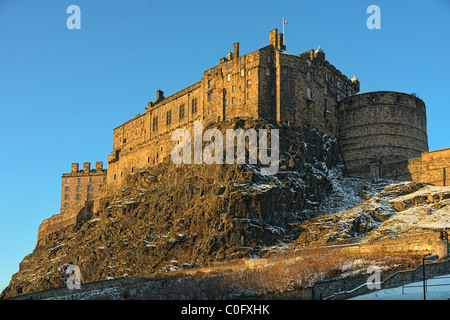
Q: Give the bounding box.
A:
[77,178,81,183]
[76,194,81,201]
[65,186,69,192]
[240,56,245,64]
[88,194,92,200]
[136,129,139,135]
[208,79,212,88]
[337,81,341,89]
[89,177,92,183]
[88,185,93,191]
[224,99,228,106]
[166,110,172,126]
[208,92,214,102]
[282,80,288,90]
[247,80,252,88]
[65,178,69,184]
[179,104,185,119]
[226,61,230,69]
[307,88,312,99]
[77,185,81,192]
[103,177,106,182]
[247,93,250,100]
[306,72,311,82]
[192,98,198,113]
[240,69,244,77]
[64,203,68,208]
[153,117,158,131]
[114,174,116,180]
[64,194,68,200]
[266,68,270,76]
[336,93,341,102]
[226,74,231,82]
[282,68,287,75]
[120,137,123,142]
[232,85,236,92]
[247,70,251,76]
[232,97,236,104]
[324,85,328,94]
[268,56,271,63]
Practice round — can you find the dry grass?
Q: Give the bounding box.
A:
[231,246,421,294]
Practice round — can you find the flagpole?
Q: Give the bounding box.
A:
[282,17,285,35]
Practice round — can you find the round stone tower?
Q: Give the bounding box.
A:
[338,91,428,178]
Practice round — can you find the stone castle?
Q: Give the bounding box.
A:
[59,28,449,214]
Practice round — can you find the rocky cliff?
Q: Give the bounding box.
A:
[1,119,341,299]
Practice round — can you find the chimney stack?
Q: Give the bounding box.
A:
[269,29,278,49]
[233,42,239,59]
[156,90,165,102]
[71,163,79,173]
[96,161,103,171]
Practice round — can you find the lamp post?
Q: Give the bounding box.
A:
[422,254,439,300]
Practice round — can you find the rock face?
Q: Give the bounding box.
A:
[296,180,450,245]
[1,119,341,299]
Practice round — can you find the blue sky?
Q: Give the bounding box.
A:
[0,0,449,293]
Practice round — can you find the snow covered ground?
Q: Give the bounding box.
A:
[351,274,450,300]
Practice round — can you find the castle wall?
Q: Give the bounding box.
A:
[339,91,428,178]
[380,148,450,186]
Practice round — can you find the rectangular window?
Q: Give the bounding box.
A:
[208,92,214,102]
[179,104,185,119]
[208,79,212,88]
[307,88,312,99]
[226,74,231,82]
[240,69,244,77]
[88,185,93,191]
[64,203,68,208]
[232,97,236,104]
[65,186,69,192]
[88,193,92,200]
[247,93,250,100]
[192,98,198,113]
[65,178,69,184]
[232,85,236,92]
[266,68,270,76]
[77,178,81,183]
[76,194,81,200]
[153,116,158,131]
[64,194,68,200]
[306,71,311,82]
[166,110,172,126]
[103,176,106,182]
[77,185,81,192]
[247,80,251,88]
[282,80,288,90]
